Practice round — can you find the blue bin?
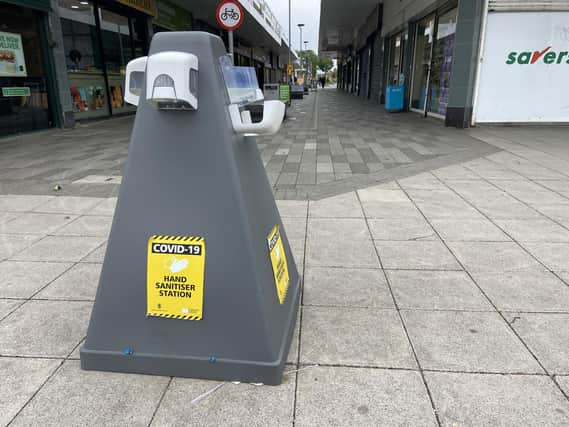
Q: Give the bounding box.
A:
[385,85,404,112]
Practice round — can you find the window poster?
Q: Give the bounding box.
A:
[70,86,106,112]
[0,31,27,77]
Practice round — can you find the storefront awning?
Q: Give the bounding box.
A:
[319,0,379,54]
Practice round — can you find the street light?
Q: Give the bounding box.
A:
[297,23,304,55]
[297,24,304,77]
[304,41,309,80]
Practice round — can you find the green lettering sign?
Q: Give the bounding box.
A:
[2,87,31,97]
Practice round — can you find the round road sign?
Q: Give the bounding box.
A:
[216,1,245,31]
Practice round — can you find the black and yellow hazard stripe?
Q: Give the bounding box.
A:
[151,235,205,243]
[147,312,202,321]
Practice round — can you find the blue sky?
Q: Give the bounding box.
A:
[267,0,321,54]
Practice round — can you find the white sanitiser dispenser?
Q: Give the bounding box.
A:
[124,51,198,110]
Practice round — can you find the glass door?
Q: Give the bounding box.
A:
[410,15,435,114]
[99,7,135,114]
[428,8,457,117]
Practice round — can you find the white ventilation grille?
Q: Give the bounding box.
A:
[489,0,569,11]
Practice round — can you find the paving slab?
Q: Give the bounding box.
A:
[0,261,72,298]
[152,376,295,427]
[11,235,105,263]
[387,270,492,311]
[558,376,569,397]
[368,218,437,241]
[308,192,363,218]
[300,306,416,368]
[81,241,108,263]
[402,310,543,373]
[276,200,308,218]
[361,200,423,219]
[447,241,545,272]
[472,271,569,312]
[508,313,569,374]
[430,218,511,242]
[375,241,461,270]
[495,219,569,242]
[407,189,483,219]
[288,238,305,267]
[1,212,78,235]
[397,174,447,190]
[0,357,61,426]
[32,196,106,214]
[521,243,569,271]
[0,234,44,261]
[531,203,569,221]
[357,188,410,202]
[35,262,102,301]
[476,198,543,219]
[0,195,54,212]
[11,360,169,427]
[54,215,112,237]
[85,197,117,216]
[307,218,370,241]
[303,266,393,308]
[306,237,379,268]
[426,372,569,426]
[0,298,24,319]
[0,211,20,226]
[295,367,437,427]
[0,300,91,357]
[281,216,307,240]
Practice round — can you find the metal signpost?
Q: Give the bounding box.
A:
[216,0,244,60]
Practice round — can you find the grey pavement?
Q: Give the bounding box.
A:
[0,89,569,425]
[0,89,499,200]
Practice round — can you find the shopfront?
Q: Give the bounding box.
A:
[59,0,153,121]
[409,5,457,118]
[0,0,56,137]
[474,8,569,124]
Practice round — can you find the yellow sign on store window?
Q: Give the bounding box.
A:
[116,0,157,16]
[147,235,206,320]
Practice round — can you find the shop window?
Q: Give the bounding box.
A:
[0,3,51,136]
[388,34,403,86]
[410,15,435,112]
[99,7,135,115]
[428,8,457,116]
[60,0,109,120]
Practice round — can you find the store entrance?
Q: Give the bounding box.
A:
[410,8,457,118]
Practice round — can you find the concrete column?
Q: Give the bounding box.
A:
[445,0,485,128]
[48,0,75,128]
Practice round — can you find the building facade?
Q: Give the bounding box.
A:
[0,0,293,137]
[321,0,569,127]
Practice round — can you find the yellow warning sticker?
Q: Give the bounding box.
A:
[268,224,290,304]
[147,235,206,320]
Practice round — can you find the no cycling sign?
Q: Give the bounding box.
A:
[216,1,244,31]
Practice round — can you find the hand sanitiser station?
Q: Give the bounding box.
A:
[80,32,300,385]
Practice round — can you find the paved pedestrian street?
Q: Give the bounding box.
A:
[0,90,568,426]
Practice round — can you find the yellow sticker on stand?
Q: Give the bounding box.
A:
[268,225,290,304]
[147,235,206,320]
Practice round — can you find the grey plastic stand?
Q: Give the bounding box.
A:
[80,32,301,386]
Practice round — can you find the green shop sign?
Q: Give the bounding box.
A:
[154,0,192,31]
[506,47,569,65]
[279,84,291,103]
[2,87,31,97]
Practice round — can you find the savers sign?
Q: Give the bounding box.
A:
[475,11,569,123]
